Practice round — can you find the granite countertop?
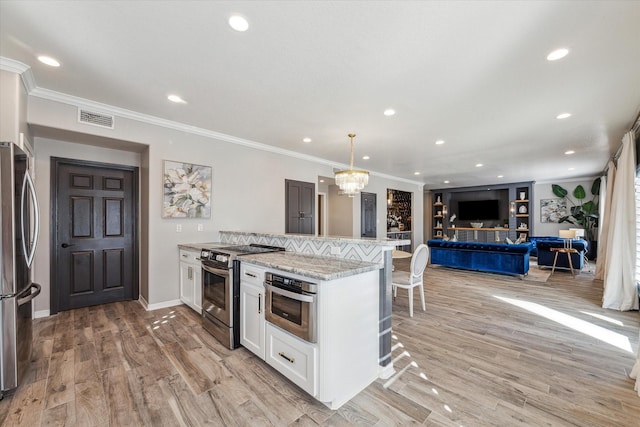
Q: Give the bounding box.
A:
[240,252,380,281]
[220,230,410,247]
[178,242,224,251]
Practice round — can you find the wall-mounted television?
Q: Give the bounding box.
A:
[458,200,500,220]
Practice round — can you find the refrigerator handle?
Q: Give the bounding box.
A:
[21,171,40,269]
[17,283,41,307]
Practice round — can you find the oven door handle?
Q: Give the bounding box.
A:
[266,284,315,303]
[201,264,229,276]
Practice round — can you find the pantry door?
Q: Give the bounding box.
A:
[51,158,138,313]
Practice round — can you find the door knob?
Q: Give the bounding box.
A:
[61,243,74,248]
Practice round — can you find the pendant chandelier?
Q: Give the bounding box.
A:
[335,133,369,197]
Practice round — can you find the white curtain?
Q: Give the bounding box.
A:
[633,328,640,397]
[602,132,638,310]
[595,163,615,280]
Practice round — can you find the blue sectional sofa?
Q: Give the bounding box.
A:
[532,237,588,271]
[427,240,533,277]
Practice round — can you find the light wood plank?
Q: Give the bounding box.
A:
[6,264,637,427]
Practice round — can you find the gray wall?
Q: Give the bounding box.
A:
[533,177,599,237]
[26,92,424,314]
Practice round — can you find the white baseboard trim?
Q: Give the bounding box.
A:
[378,362,395,380]
[34,309,51,319]
[138,296,182,311]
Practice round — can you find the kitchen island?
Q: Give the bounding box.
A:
[219,230,411,376]
[239,251,380,409]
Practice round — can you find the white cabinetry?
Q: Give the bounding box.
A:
[179,248,202,313]
[241,259,379,410]
[239,264,267,358]
[266,322,317,396]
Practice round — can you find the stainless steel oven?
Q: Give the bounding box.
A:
[201,244,284,349]
[201,250,237,348]
[265,272,317,343]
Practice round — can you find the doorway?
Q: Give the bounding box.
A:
[361,192,377,238]
[50,158,139,313]
[285,179,315,234]
[318,192,327,236]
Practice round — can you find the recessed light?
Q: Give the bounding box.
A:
[319,179,325,183]
[443,180,450,184]
[556,113,572,119]
[303,137,312,143]
[38,55,60,67]
[565,150,575,155]
[475,163,483,167]
[414,172,420,175]
[568,167,575,171]
[362,155,370,160]
[547,48,569,61]
[497,175,504,178]
[167,94,187,103]
[383,109,396,116]
[229,15,249,32]
[435,140,445,145]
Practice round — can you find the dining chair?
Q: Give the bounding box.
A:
[392,244,429,317]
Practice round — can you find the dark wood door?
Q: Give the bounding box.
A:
[361,192,377,238]
[285,179,315,234]
[51,158,138,313]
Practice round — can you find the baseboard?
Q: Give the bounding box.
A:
[378,362,395,379]
[34,309,51,319]
[138,296,183,311]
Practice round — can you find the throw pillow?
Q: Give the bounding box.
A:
[514,237,522,244]
[505,237,514,244]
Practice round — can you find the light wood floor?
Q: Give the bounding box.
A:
[1,261,638,426]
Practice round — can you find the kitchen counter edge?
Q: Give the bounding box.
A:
[239,252,381,281]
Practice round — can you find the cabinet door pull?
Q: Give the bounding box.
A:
[182,254,189,258]
[188,266,193,280]
[258,293,262,314]
[278,352,295,364]
[245,272,257,278]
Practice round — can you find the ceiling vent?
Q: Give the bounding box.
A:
[78,108,115,129]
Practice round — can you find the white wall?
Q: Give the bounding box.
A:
[27,94,424,312]
[328,184,354,236]
[533,177,599,238]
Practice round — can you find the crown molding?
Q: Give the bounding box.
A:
[29,86,423,186]
[0,56,29,73]
[1,55,422,186]
[0,56,37,92]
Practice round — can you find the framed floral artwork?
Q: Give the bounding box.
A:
[163,160,212,218]
[540,198,567,223]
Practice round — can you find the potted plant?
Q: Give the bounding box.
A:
[551,178,601,259]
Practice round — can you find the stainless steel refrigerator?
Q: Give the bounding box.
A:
[0,139,41,399]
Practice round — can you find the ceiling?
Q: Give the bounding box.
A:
[1,1,639,189]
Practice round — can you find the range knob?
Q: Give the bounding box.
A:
[216,254,228,263]
[201,250,210,258]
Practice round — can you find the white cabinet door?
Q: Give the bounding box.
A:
[193,267,202,312]
[179,261,195,308]
[179,248,201,313]
[240,281,265,358]
[266,323,317,396]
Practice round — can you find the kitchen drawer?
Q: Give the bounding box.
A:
[266,323,317,396]
[179,249,201,264]
[240,264,265,286]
